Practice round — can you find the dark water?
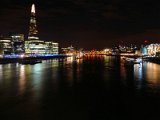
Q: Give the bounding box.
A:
[0,56,160,120]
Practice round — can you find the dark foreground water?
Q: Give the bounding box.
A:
[0,56,160,120]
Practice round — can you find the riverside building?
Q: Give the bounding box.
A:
[25,4,59,55]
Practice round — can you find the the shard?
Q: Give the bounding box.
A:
[28,4,39,40]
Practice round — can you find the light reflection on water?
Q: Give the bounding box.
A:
[1,56,160,119]
[133,62,160,89]
[146,63,160,86]
[0,57,160,94]
[134,63,143,89]
[19,65,25,94]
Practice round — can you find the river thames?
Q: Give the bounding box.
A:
[0,56,160,120]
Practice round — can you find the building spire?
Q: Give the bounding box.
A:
[28,3,39,40]
[31,4,35,13]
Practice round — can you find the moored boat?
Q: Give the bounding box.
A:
[19,58,42,64]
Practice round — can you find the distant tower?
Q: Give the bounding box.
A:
[28,4,39,40]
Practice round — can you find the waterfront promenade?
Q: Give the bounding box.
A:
[0,53,160,65]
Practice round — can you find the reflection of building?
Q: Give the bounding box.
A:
[0,37,12,54]
[11,34,24,54]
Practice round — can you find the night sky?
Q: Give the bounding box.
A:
[0,0,160,50]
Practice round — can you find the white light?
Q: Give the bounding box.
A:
[31,4,35,13]
[20,54,25,58]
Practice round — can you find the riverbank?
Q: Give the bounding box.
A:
[0,54,67,64]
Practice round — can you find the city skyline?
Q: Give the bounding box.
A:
[0,0,160,50]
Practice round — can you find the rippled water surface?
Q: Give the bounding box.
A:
[0,56,160,120]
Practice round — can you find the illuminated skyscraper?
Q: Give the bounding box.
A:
[28,4,39,40]
[25,3,59,54]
